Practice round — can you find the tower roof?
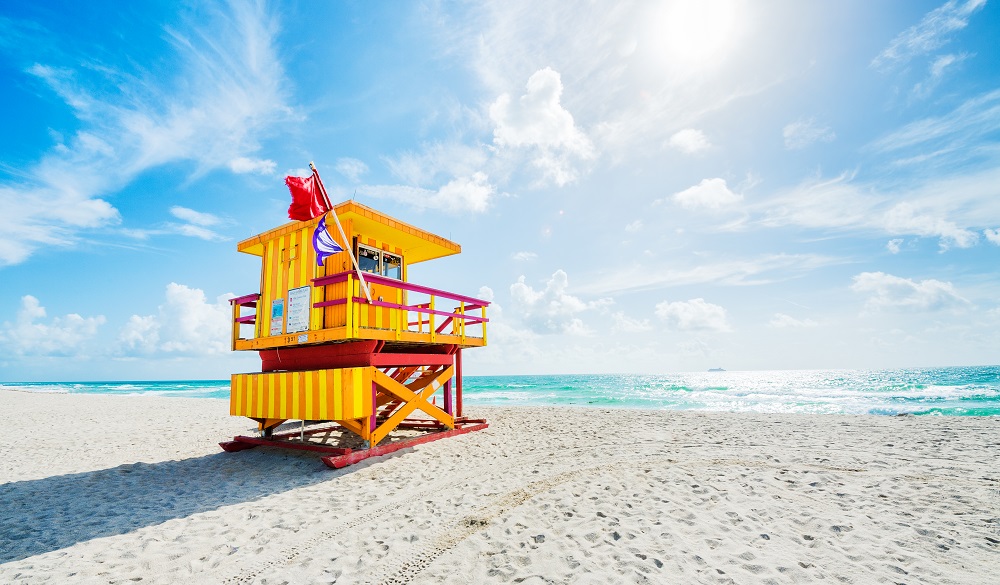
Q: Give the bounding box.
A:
[237,201,460,264]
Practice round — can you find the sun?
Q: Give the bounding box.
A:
[642,0,743,77]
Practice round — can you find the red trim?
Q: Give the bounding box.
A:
[229,293,261,306]
[258,342,457,371]
[320,423,488,468]
[221,436,353,456]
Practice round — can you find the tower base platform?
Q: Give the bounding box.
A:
[221,343,484,467]
[220,418,488,468]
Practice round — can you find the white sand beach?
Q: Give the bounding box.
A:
[1,389,997,584]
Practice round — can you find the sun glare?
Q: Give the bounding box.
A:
[643,0,742,76]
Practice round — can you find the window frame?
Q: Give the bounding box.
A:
[356,242,382,275]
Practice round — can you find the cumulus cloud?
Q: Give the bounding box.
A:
[887,238,904,254]
[624,220,643,233]
[984,228,1000,245]
[768,313,818,328]
[477,286,495,303]
[783,118,836,150]
[385,142,490,189]
[850,271,968,312]
[118,283,234,355]
[490,67,594,186]
[512,251,537,261]
[671,178,743,211]
[668,128,711,153]
[654,298,731,331]
[871,0,986,70]
[228,157,277,175]
[0,295,105,356]
[509,269,609,334]
[335,158,369,183]
[366,172,496,214]
[0,2,294,266]
[611,311,652,333]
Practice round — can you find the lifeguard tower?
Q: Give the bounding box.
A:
[220,174,489,468]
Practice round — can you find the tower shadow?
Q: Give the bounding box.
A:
[0,448,357,563]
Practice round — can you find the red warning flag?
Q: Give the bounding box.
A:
[285,173,330,221]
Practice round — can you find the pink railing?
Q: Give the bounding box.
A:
[311,271,489,340]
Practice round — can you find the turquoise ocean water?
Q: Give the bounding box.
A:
[3,366,999,416]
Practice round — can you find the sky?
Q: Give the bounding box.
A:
[1,0,998,381]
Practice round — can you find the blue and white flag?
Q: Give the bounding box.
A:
[312,215,344,266]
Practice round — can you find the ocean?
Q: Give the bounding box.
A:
[3,366,999,416]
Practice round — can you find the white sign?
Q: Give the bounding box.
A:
[286,286,312,334]
[270,299,284,337]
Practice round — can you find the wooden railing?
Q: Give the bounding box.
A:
[229,273,489,347]
[229,293,261,350]
[311,271,489,344]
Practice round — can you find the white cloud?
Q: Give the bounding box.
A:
[871,0,986,70]
[783,117,836,150]
[984,228,1000,245]
[228,157,277,175]
[654,298,731,332]
[578,253,840,296]
[0,295,105,356]
[490,67,594,186]
[624,220,643,233]
[509,269,609,335]
[768,313,818,328]
[118,283,234,355]
[668,129,711,153]
[335,158,369,183]
[0,2,294,266]
[611,311,652,333]
[870,88,1000,165]
[850,271,968,312]
[883,202,978,249]
[512,251,537,261]
[165,206,226,240]
[169,206,220,226]
[173,224,225,241]
[366,172,496,214]
[887,238,904,254]
[913,53,969,97]
[672,178,743,211]
[435,172,496,213]
[385,142,490,188]
[753,169,1000,250]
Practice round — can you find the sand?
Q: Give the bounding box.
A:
[1,389,997,584]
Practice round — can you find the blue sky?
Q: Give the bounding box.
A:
[1,0,998,381]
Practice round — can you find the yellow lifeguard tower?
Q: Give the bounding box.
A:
[220,193,489,468]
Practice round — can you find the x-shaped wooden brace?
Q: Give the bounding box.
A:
[369,365,454,446]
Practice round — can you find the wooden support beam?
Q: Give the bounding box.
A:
[370,366,455,446]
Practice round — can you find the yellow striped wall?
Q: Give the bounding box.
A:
[255,217,410,336]
[230,367,373,421]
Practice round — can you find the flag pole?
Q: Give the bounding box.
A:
[310,162,372,304]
